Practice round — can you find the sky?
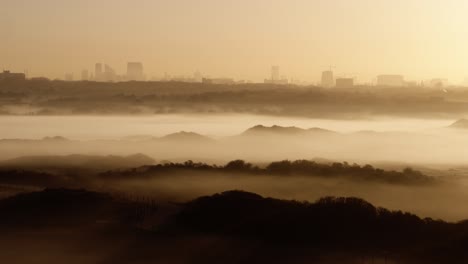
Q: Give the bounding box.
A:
[2,0,468,83]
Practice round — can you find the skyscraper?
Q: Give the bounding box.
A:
[95,63,103,82]
[81,70,89,81]
[126,62,144,81]
[103,64,117,82]
[321,70,334,87]
[64,73,74,81]
[264,66,288,85]
[194,70,202,82]
[271,66,280,81]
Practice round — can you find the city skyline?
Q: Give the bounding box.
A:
[4,62,464,85]
[2,64,461,88]
[2,0,468,83]
[3,59,466,85]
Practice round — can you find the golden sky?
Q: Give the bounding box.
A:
[2,0,468,83]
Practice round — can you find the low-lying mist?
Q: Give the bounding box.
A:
[1,118,468,165]
[1,157,468,221]
[100,170,467,222]
[0,114,452,140]
[2,115,468,221]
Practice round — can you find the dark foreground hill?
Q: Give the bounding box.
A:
[1,189,468,263]
[0,188,158,228]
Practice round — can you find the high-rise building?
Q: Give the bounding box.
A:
[265,66,288,85]
[65,73,74,81]
[271,66,280,81]
[103,64,117,82]
[81,70,89,81]
[336,78,354,88]
[377,75,404,87]
[321,70,334,87]
[194,70,202,82]
[95,63,103,81]
[126,62,144,81]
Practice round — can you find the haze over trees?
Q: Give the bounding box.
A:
[1,80,468,118]
[101,159,434,186]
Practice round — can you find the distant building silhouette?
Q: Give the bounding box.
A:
[202,78,235,85]
[30,77,49,81]
[95,63,103,82]
[321,70,334,87]
[265,66,288,85]
[126,62,144,81]
[335,78,354,88]
[81,70,89,81]
[377,75,404,87]
[65,73,74,81]
[0,70,26,81]
[194,71,202,82]
[103,64,117,82]
[271,66,280,81]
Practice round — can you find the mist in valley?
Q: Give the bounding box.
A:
[2,114,468,222]
[4,91,468,264]
[5,0,468,262]
[0,114,466,164]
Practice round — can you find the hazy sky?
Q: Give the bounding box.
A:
[2,0,468,83]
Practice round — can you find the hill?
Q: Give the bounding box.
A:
[159,131,214,142]
[1,188,468,263]
[160,190,468,263]
[242,125,336,136]
[448,118,468,129]
[0,188,158,228]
